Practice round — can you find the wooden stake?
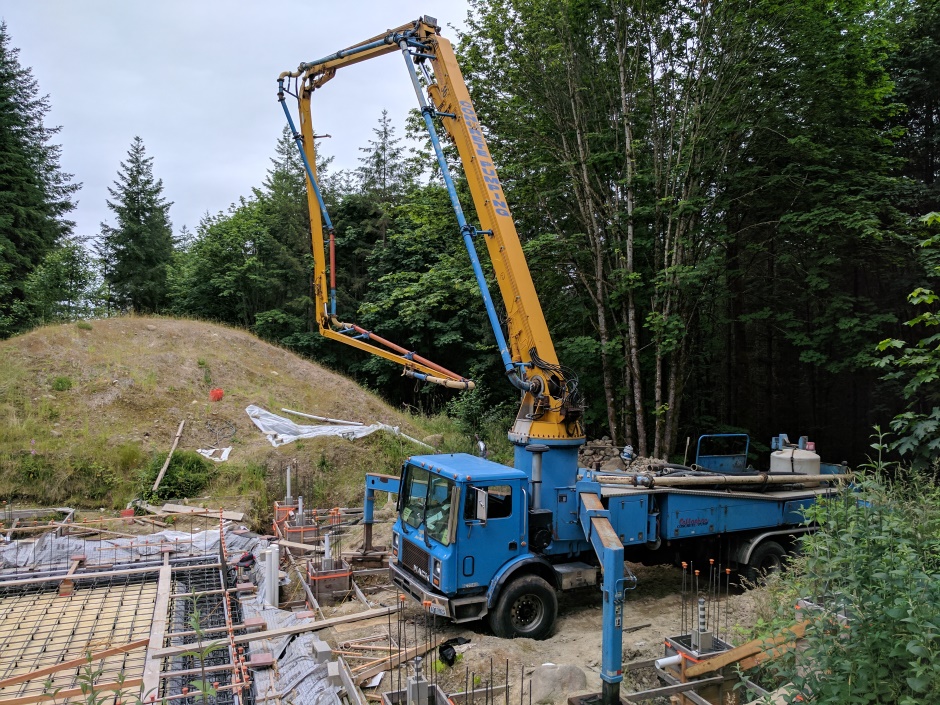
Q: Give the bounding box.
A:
[152,420,185,493]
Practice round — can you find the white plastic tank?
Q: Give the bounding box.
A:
[770,448,821,475]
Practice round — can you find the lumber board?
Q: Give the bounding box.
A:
[622,676,724,702]
[352,636,442,685]
[448,684,508,704]
[152,420,185,492]
[0,639,149,689]
[684,620,809,677]
[160,503,244,522]
[150,606,397,659]
[737,641,799,671]
[142,563,173,699]
[0,678,143,705]
[274,538,323,552]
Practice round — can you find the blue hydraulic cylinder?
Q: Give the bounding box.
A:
[299,35,396,73]
[398,43,516,377]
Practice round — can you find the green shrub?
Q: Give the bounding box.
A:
[758,459,940,703]
[65,461,117,501]
[115,442,145,472]
[75,321,93,330]
[51,376,72,391]
[139,450,215,502]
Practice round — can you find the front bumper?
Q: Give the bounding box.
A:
[390,560,451,617]
[390,561,488,622]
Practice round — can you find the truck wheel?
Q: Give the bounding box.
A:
[744,540,786,585]
[489,575,557,640]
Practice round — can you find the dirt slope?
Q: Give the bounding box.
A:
[0,316,436,512]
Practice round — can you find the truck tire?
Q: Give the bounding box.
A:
[744,540,786,585]
[489,575,557,640]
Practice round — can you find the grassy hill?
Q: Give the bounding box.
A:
[0,316,459,525]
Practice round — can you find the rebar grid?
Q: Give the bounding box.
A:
[157,536,252,705]
[0,574,156,700]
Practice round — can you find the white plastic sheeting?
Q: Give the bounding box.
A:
[246,405,432,449]
[0,527,257,571]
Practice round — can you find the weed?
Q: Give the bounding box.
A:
[197,358,212,386]
[75,321,93,331]
[115,442,145,472]
[52,376,73,392]
[139,450,215,502]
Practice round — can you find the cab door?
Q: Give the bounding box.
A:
[456,480,523,591]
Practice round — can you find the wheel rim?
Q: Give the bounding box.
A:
[758,553,783,575]
[510,593,544,633]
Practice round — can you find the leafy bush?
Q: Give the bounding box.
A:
[51,376,72,391]
[758,459,940,703]
[139,450,215,502]
[64,461,116,501]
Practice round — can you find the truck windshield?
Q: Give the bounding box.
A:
[401,466,456,546]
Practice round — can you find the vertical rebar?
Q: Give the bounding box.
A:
[716,563,722,641]
[725,568,731,640]
[681,561,688,633]
[705,560,710,628]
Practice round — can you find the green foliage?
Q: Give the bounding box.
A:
[139,450,215,502]
[99,136,174,314]
[758,452,940,703]
[0,22,79,338]
[22,237,99,325]
[875,213,940,468]
[51,376,72,391]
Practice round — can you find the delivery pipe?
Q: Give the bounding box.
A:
[593,472,854,489]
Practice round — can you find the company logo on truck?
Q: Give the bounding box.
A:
[678,517,709,528]
[459,100,511,217]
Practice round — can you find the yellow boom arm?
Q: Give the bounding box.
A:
[277,17,583,440]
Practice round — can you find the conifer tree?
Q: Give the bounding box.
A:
[0,22,79,336]
[353,111,412,247]
[100,136,174,313]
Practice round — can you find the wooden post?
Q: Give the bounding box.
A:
[152,420,185,493]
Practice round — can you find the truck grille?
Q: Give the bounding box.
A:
[400,538,431,580]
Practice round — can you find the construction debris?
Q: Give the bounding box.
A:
[247,404,433,449]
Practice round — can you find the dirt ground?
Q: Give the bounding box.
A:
[319,556,769,704]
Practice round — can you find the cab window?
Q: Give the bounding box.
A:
[464,484,513,520]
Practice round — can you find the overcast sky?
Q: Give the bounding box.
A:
[2,1,471,239]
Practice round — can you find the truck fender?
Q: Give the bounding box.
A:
[486,555,559,608]
[731,527,813,566]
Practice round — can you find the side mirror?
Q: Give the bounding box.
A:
[474,487,488,524]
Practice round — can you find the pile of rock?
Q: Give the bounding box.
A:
[579,437,626,471]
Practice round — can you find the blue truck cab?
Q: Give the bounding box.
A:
[389,454,542,626]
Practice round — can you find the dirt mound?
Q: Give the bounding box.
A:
[0,316,432,511]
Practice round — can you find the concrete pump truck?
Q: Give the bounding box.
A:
[276,17,852,704]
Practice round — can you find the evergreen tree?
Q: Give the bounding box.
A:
[355,111,412,245]
[100,136,173,313]
[0,22,79,336]
[357,110,410,202]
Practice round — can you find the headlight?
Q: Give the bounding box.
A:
[392,532,399,557]
[432,558,441,586]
